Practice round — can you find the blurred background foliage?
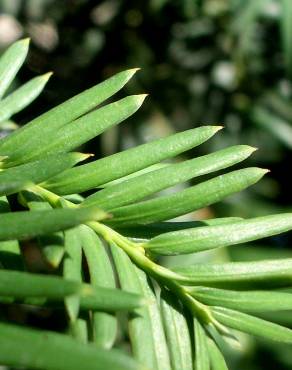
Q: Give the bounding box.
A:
[1,0,292,368]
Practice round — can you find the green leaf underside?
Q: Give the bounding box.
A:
[212,306,292,344]
[0,322,142,370]
[111,243,171,370]
[0,207,106,241]
[83,145,255,209]
[146,213,292,255]
[173,258,292,289]
[44,126,221,195]
[116,217,243,238]
[206,338,228,370]
[63,227,83,322]
[0,39,29,99]
[0,270,79,298]
[80,225,117,349]
[189,286,292,312]
[106,168,267,226]
[160,290,193,370]
[0,285,143,311]
[0,69,138,159]
[194,318,210,370]
[0,152,87,196]
[0,73,51,123]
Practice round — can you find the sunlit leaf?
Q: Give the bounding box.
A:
[0,206,107,241]
[108,168,267,226]
[44,126,221,195]
[146,213,292,255]
[83,145,255,209]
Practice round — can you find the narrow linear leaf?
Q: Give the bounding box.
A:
[212,306,292,344]
[0,206,107,241]
[63,227,83,322]
[24,193,65,268]
[6,94,147,165]
[160,289,193,370]
[0,72,52,123]
[194,318,210,370]
[83,145,255,209]
[0,152,88,196]
[206,338,228,370]
[0,270,80,299]
[172,259,292,289]
[252,106,292,149]
[100,163,169,188]
[80,285,144,311]
[116,218,243,239]
[1,285,144,312]
[0,322,143,370]
[0,38,29,99]
[44,126,222,195]
[0,195,23,269]
[146,213,292,255]
[189,286,292,312]
[107,168,267,227]
[80,225,117,349]
[69,318,88,344]
[111,242,171,370]
[0,68,139,158]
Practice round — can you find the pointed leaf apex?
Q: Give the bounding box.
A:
[41,71,53,81]
[250,146,258,153]
[20,37,30,46]
[136,93,149,103]
[215,125,224,132]
[80,153,95,161]
[128,67,141,74]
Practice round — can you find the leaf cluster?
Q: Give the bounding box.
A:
[1,39,292,370]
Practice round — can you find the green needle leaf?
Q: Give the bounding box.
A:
[172,259,292,289]
[0,68,139,159]
[0,270,80,299]
[160,290,193,370]
[0,322,143,370]
[146,213,292,255]
[23,193,65,268]
[107,168,267,227]
[194,318,210,370]
[0,195,23,269]
[0,152,89,196]
[80,286,144,311]
[0,38,29,99]
[63,227,83,322]
[111,243,171,370]
[13,94,147,164]
[206,338,228,370]
[83,145,255,209]
[0,206,107,241]
[116,218,243,239]
[212,306,292,344]
[189,286,292,312]
[44,126,221,195]
[80,225,117,349]
[0,72,52,123]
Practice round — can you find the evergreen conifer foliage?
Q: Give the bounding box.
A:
[0,39,292,370]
